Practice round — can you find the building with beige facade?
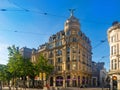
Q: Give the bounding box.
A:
[107,21,120,90]
[31,10,92,88]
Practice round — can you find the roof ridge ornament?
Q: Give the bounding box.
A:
[69,9,75,17]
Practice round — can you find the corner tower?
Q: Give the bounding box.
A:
[64,9,80,36]
[31,10,92,88]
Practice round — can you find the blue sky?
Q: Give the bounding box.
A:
[0,0,120,71]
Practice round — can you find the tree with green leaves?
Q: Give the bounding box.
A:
[35,54,54,85]
[7,45,54,89]
[0,64,6,90]
[7,45,23,89]
[0,64,12,90]
[7,45,36,89]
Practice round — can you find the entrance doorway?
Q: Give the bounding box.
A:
[56,76,63,86]
[66,76,70,87]
[50,77,53,86]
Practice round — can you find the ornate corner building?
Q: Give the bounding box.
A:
[31,11,92,87]
[107,21,120,90]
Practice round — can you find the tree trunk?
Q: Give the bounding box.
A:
[8,80,11,90]
[32,78,35,88]
[0,81,2,90]
[23,76,26,90]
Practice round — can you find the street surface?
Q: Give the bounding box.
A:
[2,87,109,90]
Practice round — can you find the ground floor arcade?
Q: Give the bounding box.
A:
[49,72,92,87]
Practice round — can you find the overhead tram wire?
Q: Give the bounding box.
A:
[4,0,111,25]
[0,29,51,36]
[0,8,67,19]
[92,39,109,62]
[7,0,67,18]
[0,9,109,49]
[99,55,109,61]
[92,38,107,50]
[0,9,28,12]
[0,7,112,26]
[1,1,109,49]
[8,0,29,12]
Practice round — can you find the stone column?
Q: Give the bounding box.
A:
[80,75,82,86]
[63,77,65,88]
[53,76,56,87]
[69,74,72,87]
[117,75,120,90]
[76,74,78,87]
[118,81,120,90]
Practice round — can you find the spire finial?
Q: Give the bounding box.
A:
[69,9,75,16]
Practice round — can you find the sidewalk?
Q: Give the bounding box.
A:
[2,86,109,90]
[2,87,43,90]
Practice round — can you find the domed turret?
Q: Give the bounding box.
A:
[64,9,80,34]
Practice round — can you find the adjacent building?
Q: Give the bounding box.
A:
[19,47,32,59]
[91,61,108,87]
[107,21,120,90]
[31,10,92,88]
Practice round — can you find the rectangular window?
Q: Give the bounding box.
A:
[56,41,62,47]
[114,60,117,70]
[113,36,116,42]
[49,43,53,49]
[57,66,62,71]
[114,45,116,55]
[111,60,113,70]
[67,56,70,62]
[111,46,113,55]
[67,64,70,70]
[57,58,62,63]
[117,44,119,54]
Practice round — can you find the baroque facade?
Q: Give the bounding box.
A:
[107,21,120,90]
[31,11,92,87]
